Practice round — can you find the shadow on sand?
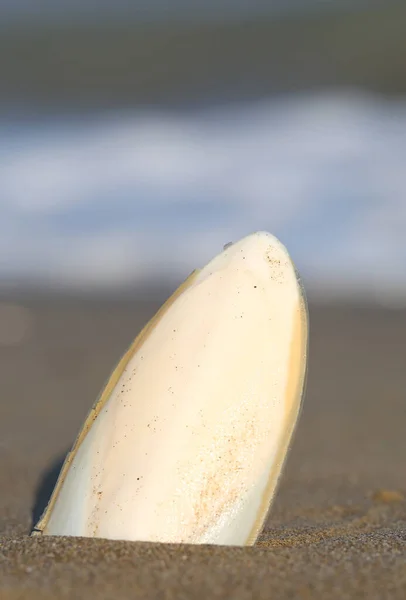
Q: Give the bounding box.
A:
[31,451,69,532]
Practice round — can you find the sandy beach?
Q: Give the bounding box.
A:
[0,297,405,598]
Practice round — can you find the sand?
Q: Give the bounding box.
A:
[0,297,405,599]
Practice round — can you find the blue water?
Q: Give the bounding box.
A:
[1,90,406,303]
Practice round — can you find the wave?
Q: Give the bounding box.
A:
[1,90,406,304]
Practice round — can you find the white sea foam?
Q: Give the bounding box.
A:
[1,91,406,303]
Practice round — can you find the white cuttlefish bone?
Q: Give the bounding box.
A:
[32,231,308,546]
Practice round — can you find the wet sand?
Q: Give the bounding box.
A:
[0,297,405,598]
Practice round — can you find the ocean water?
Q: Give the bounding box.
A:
[1,90,406,304]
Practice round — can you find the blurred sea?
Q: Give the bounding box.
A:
[1,2,406,304]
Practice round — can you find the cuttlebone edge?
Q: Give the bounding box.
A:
[245,274,308,545]
[31,268,201,536]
